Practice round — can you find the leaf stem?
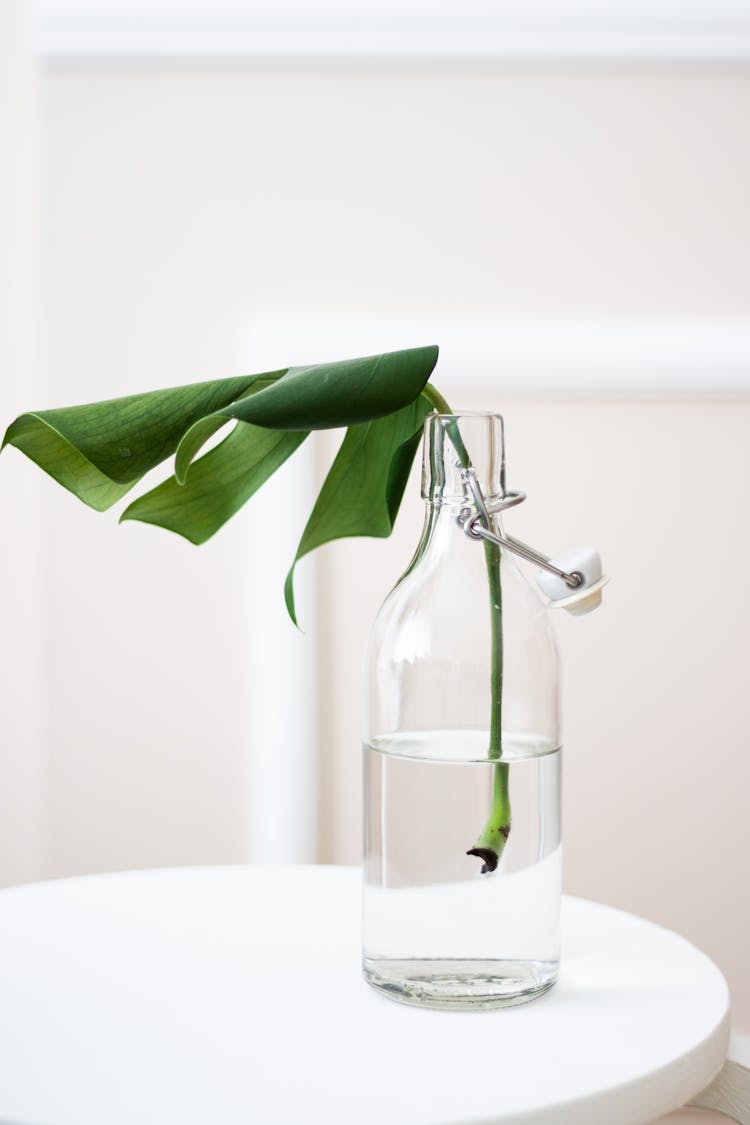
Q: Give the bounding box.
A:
[422,385,511,874]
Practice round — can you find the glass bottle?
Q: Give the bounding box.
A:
[363,412,561,1010]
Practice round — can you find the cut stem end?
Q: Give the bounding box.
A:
[466,847,499,874]
[467,819,510,874]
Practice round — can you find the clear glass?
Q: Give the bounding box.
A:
[363,413,561,1009]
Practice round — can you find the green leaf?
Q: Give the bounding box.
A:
[121,422,306,545]
[229,346,438,431]
[2,345,440,621]
[174,345,439,477]
[284,393,432,624]
[173,371,282,485]
[2,347,438,513]
[1,372,280,510]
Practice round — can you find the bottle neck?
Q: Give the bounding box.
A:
[417,492,505,562]
[398,412,507,578]
[421,412,505,506]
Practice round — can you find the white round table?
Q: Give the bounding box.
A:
[0,866,729,1125]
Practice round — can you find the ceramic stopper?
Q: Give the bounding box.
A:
[537,546,608,615]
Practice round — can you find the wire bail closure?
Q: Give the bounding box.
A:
[458,468,583,590]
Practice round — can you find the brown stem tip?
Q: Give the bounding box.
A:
[466,847,498,874]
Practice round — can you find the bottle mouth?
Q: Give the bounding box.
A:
[428,410,502,421]
[421,411,506,503]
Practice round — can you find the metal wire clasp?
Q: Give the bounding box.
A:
[458,468,583,590]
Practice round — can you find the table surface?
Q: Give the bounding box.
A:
[0,865,729,1125]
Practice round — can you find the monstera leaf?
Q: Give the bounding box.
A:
[284,396,431,623]
[2,346,440,620]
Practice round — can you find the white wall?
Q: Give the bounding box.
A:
[0,0,46,886]
[0,62,748,1040]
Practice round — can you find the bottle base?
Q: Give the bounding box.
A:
[363,957,558,1010]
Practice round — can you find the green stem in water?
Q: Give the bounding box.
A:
[469,542,510,873]
[422,386,511,875]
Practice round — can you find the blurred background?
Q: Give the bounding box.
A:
[2,0,749,1066]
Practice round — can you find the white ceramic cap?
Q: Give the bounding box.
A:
[537,546,609,615]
